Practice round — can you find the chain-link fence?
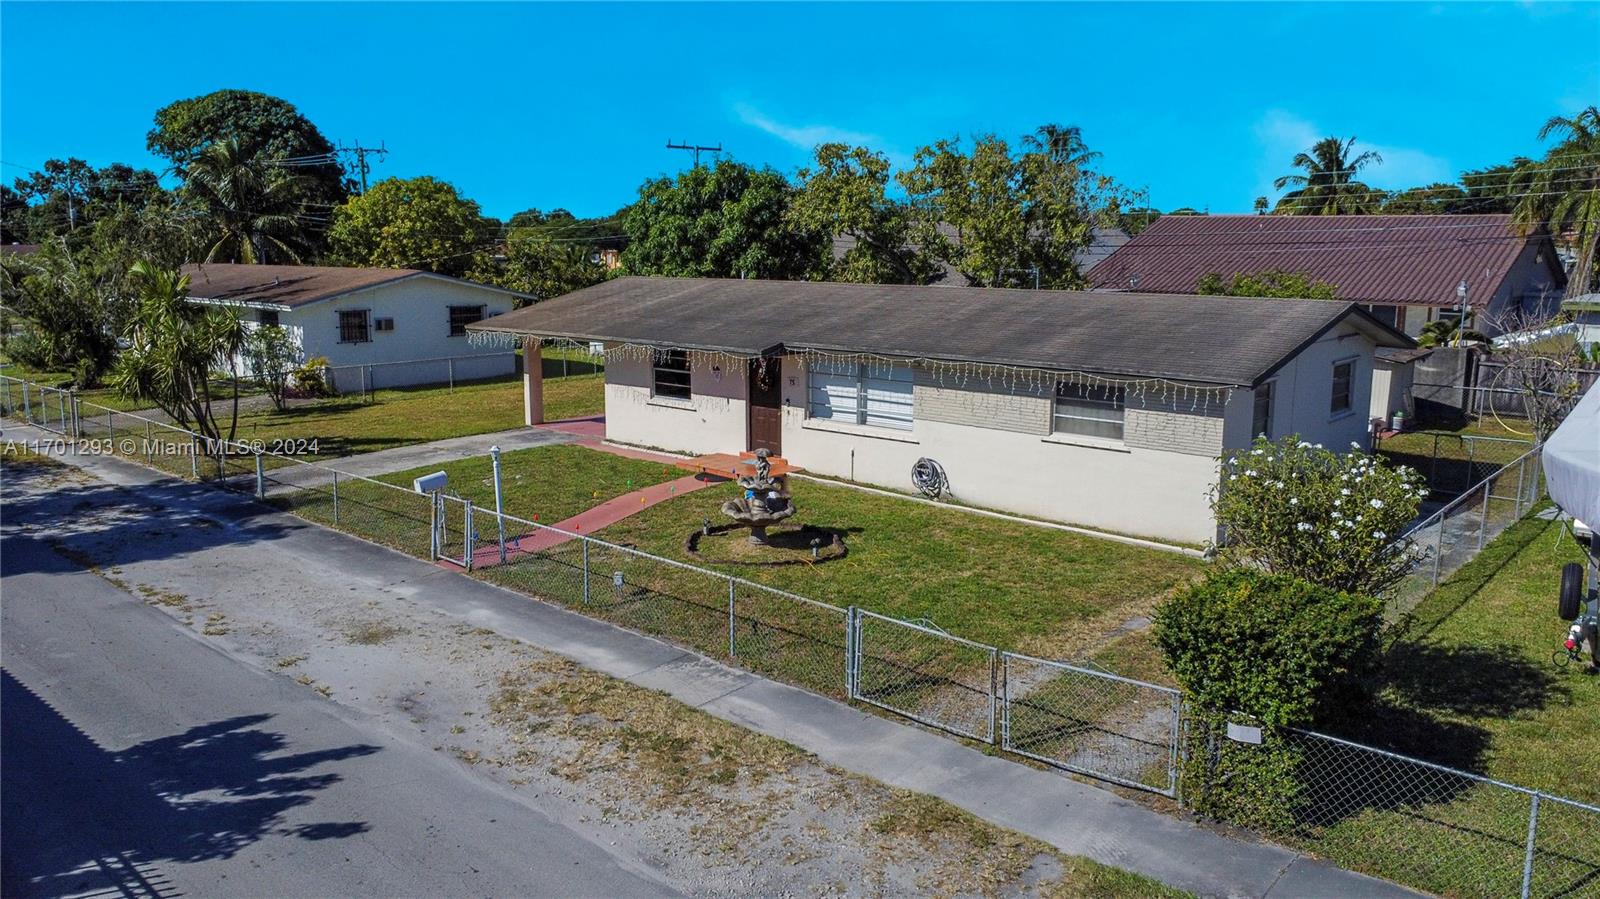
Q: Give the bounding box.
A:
[4,374,1594,898]
[1195,723,1600,899]
[321,352,518,398]
[1002,652,1182,796]
[850,609,997,743]
[0,377,73,435]
[1377,430,1535,499]
[1387,445,1546,618]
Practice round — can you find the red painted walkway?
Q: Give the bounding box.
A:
[460,416,727,568]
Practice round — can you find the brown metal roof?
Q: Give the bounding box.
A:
[1090,214,1564,307]
[180,263,531,309]
[471,276,1413,387]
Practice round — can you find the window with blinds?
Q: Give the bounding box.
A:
[807,360,914,430]
[1053,382,1125,440]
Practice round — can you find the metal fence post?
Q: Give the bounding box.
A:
[1466,439,1477,493]
[254,451,265,499]
[1521,791,1542,899]
[21,382,30,423]
[145,420,154,464]
[1431,511,1444,586]
[727,577,737,658]
[988,650,999,745]
[845,606,858,698]
[1477,479,1491,552]
[1000,653,1011,750]
[189,438,199,479]
[448,357,455,392]
[70,393,80,438]
[1513,456,1527,518]
[581,538,591,604]
[57,391,66,433]
[332,470,341,525]
[463,501,475,571]
[428,491,439,559]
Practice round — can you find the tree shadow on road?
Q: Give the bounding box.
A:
[0,669,378,898]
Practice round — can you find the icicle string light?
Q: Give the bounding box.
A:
[467,330,1239,409]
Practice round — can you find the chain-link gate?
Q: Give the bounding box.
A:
[850,608,997,742]
[1001,652,1182,796]
[432,493,472,567]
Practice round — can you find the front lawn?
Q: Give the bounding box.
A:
[223,372,603,458]
[375,443,680,524]
[595,476,1205,657]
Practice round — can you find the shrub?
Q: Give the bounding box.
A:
[1155,568,1385,830]
[291,356,331,397]
[1213,435,1427,596]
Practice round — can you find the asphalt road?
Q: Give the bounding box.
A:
[0,513,679,899]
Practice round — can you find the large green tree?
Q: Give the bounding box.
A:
[1380,183,1470,214]
[8,158,167,245]
[327,176,489,275]
[183,138,314,264]
[1196,269,1337,299]
[896,124,1111,288]
[788,143,935,284]
[0,239,120,385]
[621,159,824,279]
[1272,136,1383,215]
[148,89,347,209]
[1515,106,1600,295]
[474,236,609,303]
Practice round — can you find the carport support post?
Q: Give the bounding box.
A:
[490,445,506,564]
[522,337,545,426]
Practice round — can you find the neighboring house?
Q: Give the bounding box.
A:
[1372,347,1433,426]
[182,263,531,391]
[1090,214,1567,337]
[471,276,1413,545]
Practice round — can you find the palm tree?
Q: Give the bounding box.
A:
[111,261,247,442]
[1515,106,1600,296]
[1023,124,1101,170]
[1273,136,1383,215]
[182,138,312,264]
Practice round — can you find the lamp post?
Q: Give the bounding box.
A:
[490,445,507,563]
[1454,280,1470,347]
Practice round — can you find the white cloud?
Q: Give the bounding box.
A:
[733,102,884,153]
[1251,109,1453,202]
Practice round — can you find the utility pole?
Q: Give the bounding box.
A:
[339,140,389,193]
[666,140,722,168]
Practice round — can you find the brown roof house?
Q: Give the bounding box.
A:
[182,263,532,392]
[1090,214,1566,337]
[472,276,1412,545]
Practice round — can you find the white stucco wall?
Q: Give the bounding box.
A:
[598,325,1385,546]
[601,348,747,456]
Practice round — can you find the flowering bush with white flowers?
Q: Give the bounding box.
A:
[1212,435,1428,597]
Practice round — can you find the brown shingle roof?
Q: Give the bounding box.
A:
[1090,214,1564,307]
[470,276,1412,387]
[181,263,530,309]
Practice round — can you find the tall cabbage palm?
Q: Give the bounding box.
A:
[183,138,312,264]
[1273,137,1384,215]
[110,261,247,442]
[1515,106,1600,295]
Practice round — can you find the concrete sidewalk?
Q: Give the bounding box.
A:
[11,427,1417,899]
[266,425,578,488]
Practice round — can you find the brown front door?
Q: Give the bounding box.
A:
[748,357,782,455]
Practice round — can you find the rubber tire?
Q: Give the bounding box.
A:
[1559,562,1583,621]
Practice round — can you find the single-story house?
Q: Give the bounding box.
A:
[182,263,532,392]
[469,276,1414,545]
[1089,214,1567,338]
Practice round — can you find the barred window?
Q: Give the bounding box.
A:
[338,310,370,344]
[652,349,691,400]
[1331,360,1354,415]
[1253,381,1275,438]
[1053,382,1125,440]
[257,309,279,327]
[807,360,913,430]
[448,304,486,337]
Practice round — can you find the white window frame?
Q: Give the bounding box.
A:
[1252,379,1275,439]
[1330,358,1356,418]
[1052,381,1126,441]
[651,349,692,400]
[806,360,914,431]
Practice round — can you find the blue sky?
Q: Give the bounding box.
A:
[3,2,1597,221]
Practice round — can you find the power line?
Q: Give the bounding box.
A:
[666,140,722,168]
[337,141,388,194]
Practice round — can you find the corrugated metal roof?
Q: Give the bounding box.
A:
[1090,214,1564,307]
[471,275,1413,387]
[181,263,531,309]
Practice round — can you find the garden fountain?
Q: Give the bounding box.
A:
[720,448,795,544]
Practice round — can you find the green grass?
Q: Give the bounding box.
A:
[222,372,603,459]
[374,443,680,524]
[594,475,1204,657]
[0,357,259,412]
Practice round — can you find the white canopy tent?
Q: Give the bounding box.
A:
[1543,380,1600,527]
